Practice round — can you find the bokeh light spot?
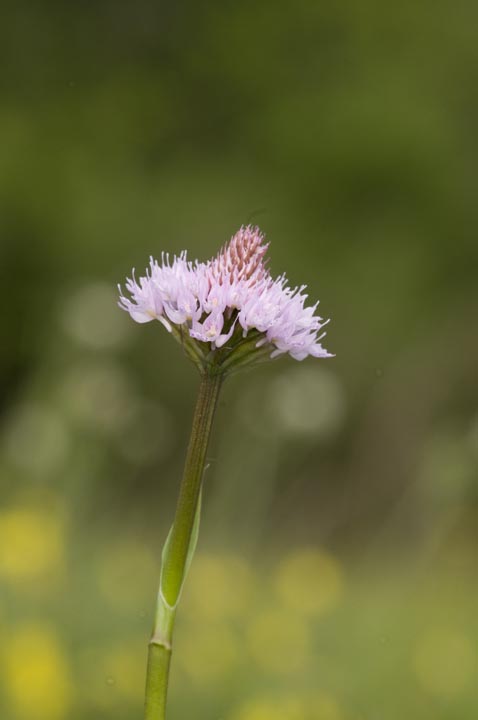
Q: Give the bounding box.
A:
[3,404,70,476]
[116,399,174,465]
[60,361,136,434]
[96,541,157,614]
[0,507,64,581]
[413,628,476,696]
[231,694,304,720]
[184,553,255,618]
[309,691,343,720]
[60,282,131,349]
[419,430,476,503]
[5,623,72,719]
[176,622,239,684]
[246,609,309,674]
[100,645,144,701]
[269,367,346,439]
[274,547,344,616]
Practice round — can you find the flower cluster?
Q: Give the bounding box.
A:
[118,226,332,372]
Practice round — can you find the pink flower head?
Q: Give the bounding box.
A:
[118,226,333,373]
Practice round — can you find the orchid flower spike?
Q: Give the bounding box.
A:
[119,226,333,375]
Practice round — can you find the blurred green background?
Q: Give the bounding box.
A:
[1,1,477,719]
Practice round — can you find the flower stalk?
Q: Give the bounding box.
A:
[144,370,223,720]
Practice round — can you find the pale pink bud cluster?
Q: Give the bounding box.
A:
[118,226,332,366]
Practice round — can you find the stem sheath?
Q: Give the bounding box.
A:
[144,371,223,719]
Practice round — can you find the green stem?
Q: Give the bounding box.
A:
[144,371,223,720]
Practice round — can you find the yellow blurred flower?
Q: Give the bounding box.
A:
[100,643,144,702]
[231,694,304,720]
[176,621,239,684]
[274,547,344,616]
[246,609,309,674]
[4,623,72,719]
[77,646,116,712]
[309,691,343,720]
[0,507,64,581]
[231,691,343,720]
[413,627,476,696]
[183,552,255,619]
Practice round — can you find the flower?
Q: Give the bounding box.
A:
[118,226,332,373]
